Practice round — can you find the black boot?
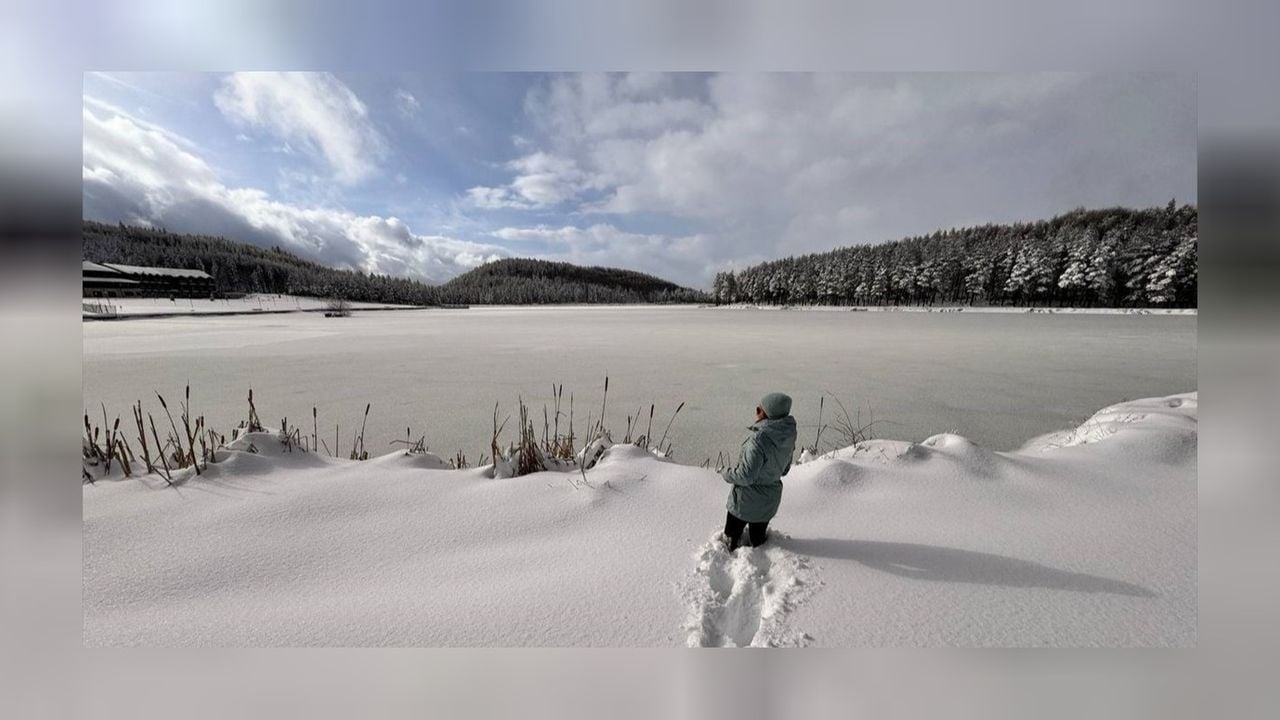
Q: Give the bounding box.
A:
[723,512,747,552]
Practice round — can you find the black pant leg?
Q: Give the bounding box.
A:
[747,521,769,547]
[724,512,746,549]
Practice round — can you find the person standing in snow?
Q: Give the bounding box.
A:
[718,392,798,551]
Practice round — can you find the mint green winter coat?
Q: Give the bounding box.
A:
[720,415,797,523]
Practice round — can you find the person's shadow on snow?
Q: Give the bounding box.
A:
[777,538,1157,598]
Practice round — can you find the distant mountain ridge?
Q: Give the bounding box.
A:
[81,221,708,306]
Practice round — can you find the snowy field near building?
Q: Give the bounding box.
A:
[83,306,1197,463]
[82,293,418,318]
[83,392,1197,647]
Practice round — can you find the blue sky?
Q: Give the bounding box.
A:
[82,72,1196,288]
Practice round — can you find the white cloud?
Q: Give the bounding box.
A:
[83,100,503,283]
[214,72,387,185]
[466,185,530,210]
[524,72,712,143]
[506,152,597,205]
[545,73,948,228]
[394,89,420,117]
[82,95,203,152]
[473,72,1197,277]
[466,151,601,209]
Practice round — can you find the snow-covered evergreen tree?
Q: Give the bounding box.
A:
[1004,246,1033,303]
[1146,234,1196,305]
[870,265,889,303]
[712,272,728,305]
[1084,234,1118,306]
[1057,227,1096,305]
[963,257,990,305]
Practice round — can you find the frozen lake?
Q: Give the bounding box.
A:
[82,306,1197,465]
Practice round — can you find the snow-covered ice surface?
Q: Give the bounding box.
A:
[84,392,1196,647]
[82,306,1196,464]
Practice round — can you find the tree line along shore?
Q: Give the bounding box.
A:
[84,203,1196,309]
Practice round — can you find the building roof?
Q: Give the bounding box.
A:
[83,261,122,274]
[99,263,213,280]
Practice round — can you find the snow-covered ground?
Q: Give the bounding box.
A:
[83,392,1196,647]
[83,294,418,318]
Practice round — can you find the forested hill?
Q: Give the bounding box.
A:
[83,221,444,305]
[82,222,708,305]
[712,203,1197,308]
[440,258,708,304]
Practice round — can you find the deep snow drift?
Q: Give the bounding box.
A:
[83,392,1196,647]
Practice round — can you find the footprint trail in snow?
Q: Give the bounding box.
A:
[680,531,819,647]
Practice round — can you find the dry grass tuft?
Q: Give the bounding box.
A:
[83,379,692,484]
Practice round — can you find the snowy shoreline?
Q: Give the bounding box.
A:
[84,391,1197,647]
[81,294,435,320]
[82,295,1197,321]
[708,303,1196,315]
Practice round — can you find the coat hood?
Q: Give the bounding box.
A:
[753,414,797,442]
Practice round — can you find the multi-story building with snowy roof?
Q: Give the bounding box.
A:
[83,261,214,298]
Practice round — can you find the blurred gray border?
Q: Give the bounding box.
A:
[3,1,1277,718]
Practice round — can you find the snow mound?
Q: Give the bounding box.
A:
[84,392,1197,647]
[921,432,978,451]
[367,450,451,471]
[792,432,1001,487]
[794,458,865,489]
[595,443,665,465]
[1025,392,1197,454]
